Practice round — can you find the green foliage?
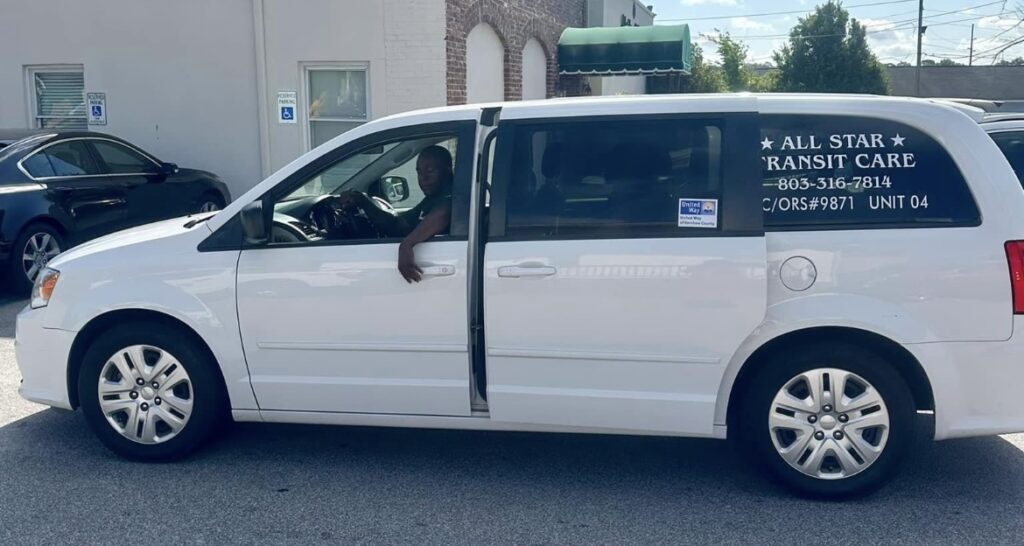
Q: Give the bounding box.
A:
[714,32,750,91]
[685,43,727,93]
[749,70,778,92]
[996,57,1024,66]
[773,1,889,94]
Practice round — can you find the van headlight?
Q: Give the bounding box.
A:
[31,268,60,309]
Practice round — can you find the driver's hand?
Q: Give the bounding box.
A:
[398,242,423,283]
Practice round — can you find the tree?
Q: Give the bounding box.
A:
[714,32,750,91]
[773,1,889,94]
[996,56,1024,66]
[681,43,727,93]
[646,43,726,94]
[936,58,962,66]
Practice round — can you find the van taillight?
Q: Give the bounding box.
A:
[1006,241,1024,314]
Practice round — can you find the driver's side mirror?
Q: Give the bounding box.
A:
[158,162,178,176]
[240,200,269,245]
[381,176,410,203]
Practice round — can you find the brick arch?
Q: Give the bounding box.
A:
[522,19,562,98]
[446,0,587,104]
[448,1,515,103]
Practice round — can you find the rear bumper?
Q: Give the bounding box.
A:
[910,317,1024,440]
[15,305,75,410]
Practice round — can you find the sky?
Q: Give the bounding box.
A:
[647,0,1024,66]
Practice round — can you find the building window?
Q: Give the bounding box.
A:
[27,66,86,130]
[305,64,369,149]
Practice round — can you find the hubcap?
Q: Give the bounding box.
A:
[97,345,194,445]
[199,201,220,213]
[20,232,61,282]
[768,368,890,480]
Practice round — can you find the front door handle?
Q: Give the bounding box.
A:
[497,265,557,278]
[420,265,456,277]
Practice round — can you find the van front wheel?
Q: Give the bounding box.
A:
[77,324,227,461]
[738,343,914,498]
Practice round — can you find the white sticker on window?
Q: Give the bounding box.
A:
[678,198,719,229]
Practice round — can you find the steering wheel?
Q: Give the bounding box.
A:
[308,193,391,240]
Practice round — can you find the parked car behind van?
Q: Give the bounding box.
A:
[15,95,1024,498]
[0,130,230,292]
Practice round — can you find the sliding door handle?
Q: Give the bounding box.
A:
[497,265,557,278]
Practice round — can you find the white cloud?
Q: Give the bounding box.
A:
[860,19,919,62]
[979,16,1020,30]
[680,0,738,6]
[729,16,774,32]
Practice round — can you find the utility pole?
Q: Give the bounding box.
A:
[915,0,924,96]
[969,24,975,67]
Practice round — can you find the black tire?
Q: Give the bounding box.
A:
[195,192,225,214]
[8,222,65,294]
[736,342,914,499]
[78,323,228,461]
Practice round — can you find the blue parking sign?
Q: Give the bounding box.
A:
[281,106,294,121]
[87,92,106,125]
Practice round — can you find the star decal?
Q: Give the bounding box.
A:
[761,137,775,151]
[891,134,906,147]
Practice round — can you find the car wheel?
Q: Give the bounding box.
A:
[737,343,914,498]
[197,194,224,213]
[9,223,64,294]
[78,323,228,461]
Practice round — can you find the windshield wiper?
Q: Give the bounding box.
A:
[184,214,215,229]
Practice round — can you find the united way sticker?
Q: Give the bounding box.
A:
[678,198,719,229]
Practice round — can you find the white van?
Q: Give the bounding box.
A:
[16,94,1024,497]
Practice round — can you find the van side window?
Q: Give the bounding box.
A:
[990,131,1024,186]
[501,118,724,239]
[761,115,980,229]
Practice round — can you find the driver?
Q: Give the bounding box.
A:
[337,145,454,283]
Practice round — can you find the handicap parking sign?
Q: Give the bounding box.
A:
[277,91,297,124]
[86,92,106,125]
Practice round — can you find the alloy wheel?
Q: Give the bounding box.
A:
[199,201,221,213]
[97,345,194,445]
[768,368,890,480]
[20,232,61,283]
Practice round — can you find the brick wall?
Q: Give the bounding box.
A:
[445,0,586,104]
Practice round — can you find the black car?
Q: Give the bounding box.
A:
[0,130,230,292]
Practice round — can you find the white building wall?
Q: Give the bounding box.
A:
[0,0,451,195]
[0,0,262,198]
[383,0,448,116]
[466,24,505,104]
[585,0,655,97]
[522,39,548,101]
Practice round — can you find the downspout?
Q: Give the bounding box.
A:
[252,0,272,178]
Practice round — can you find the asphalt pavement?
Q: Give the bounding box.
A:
[2,292,1024,545]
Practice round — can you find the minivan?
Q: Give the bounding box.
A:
[16,94,1024,497]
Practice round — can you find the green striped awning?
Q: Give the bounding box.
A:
[558,24,692,76]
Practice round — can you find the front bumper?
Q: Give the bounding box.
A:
[15,306,75,410]
[910,316,1024,440]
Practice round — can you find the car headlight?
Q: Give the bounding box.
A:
[31,268,60,309]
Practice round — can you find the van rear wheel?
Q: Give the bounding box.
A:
[737,343,914,498]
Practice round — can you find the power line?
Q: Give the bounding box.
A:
[727,11,1011,41]
[656,0,915,22]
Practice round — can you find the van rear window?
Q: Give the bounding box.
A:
[761,115,980,229]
